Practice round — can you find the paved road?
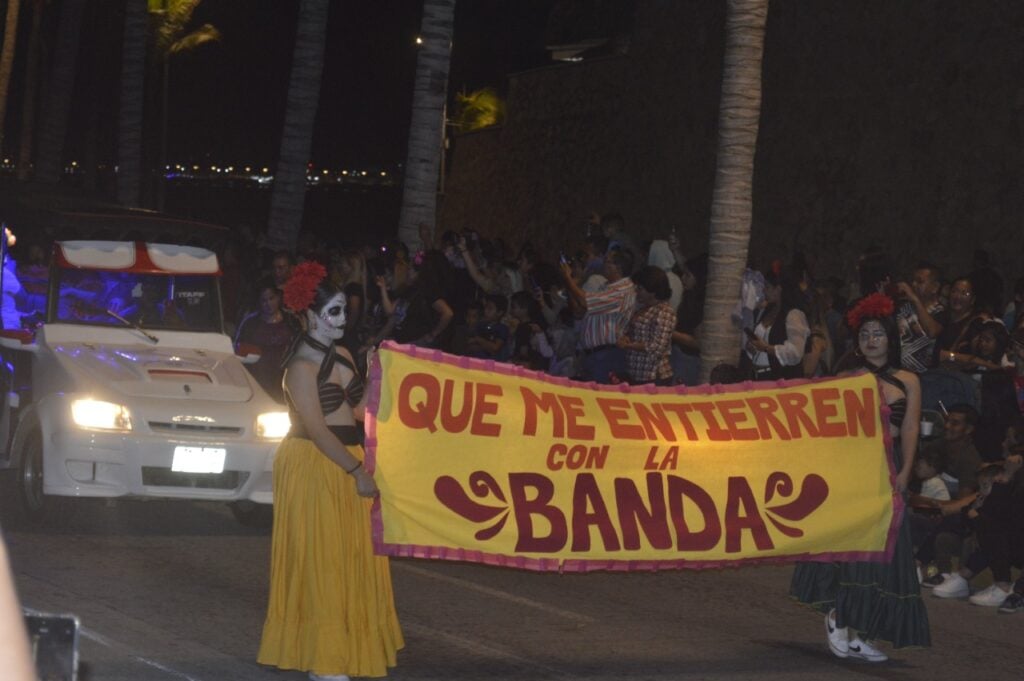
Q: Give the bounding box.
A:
[1,495,1020,681]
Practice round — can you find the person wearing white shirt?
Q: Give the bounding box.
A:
[742,269,810,380]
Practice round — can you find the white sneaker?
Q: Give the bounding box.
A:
[309,674,350,681]
[846,637,888,662]
[969,584,1011,607]
[825,608,848,658]
[932,573,970,598]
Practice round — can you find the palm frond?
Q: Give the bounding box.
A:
[453,88,506,131]
[169,24,221,54]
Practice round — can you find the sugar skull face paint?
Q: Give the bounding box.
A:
[309,292,346,342]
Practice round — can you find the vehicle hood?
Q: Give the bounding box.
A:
[50,343,255,402]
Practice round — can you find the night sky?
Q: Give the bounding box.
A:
[163,0,557,169]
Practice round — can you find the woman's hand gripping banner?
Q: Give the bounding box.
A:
[365,343,902,572]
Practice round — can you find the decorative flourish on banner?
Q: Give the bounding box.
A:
[434,472,510,541]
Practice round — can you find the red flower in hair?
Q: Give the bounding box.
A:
[282,261,327,312]
[846,292,895,329]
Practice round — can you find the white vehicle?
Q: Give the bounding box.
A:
[0,240,288,522]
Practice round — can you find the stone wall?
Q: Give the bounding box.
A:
[441,0,1024,291]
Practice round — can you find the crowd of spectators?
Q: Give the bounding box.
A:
[218,218,1024,615]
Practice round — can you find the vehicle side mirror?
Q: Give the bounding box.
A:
[0,328,38,353]
[235,342,262,365]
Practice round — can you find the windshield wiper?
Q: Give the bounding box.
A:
[105,309,159,344]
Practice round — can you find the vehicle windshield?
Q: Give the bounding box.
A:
[49,268,223,332]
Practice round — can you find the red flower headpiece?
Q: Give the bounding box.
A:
[846,292,895,329]
[282,261,327,312]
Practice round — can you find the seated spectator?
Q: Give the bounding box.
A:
[234,280,300,403]
[917,404,983,587]
[932,458,1023,608]
[466,294,510,361]
[508,291,547,370]
[449,300,483,356]
[895,262,944,373]
[912,446,952,505]
[936,276,991,367]
[618,266,675,385]
[910,446,950,578]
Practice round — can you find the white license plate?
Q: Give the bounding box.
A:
[172,446,226,474]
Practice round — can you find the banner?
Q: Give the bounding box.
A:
[366,343,902,572]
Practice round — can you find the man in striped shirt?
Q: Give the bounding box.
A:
[560,249,636,383]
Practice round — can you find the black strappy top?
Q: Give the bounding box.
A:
[284,335,365,443]
[872,366,907,428]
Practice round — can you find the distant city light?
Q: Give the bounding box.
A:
[415,36,423,45]
[262,167,269,173]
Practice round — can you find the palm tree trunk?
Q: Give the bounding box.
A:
[117,0,147,207]
[0,0,21,154]
[699,0,769,383]
[397,0,456,252]
[265,0,329,253]
[16,0,44,181]
[34,0,87,185]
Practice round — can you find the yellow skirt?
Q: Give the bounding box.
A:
[258,438,404,677]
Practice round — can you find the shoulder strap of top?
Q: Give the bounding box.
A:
[872,365,907,394]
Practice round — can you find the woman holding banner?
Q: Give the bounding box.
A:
[790,292,930,661]
[258,261,403,681]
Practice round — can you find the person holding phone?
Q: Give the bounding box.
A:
[740,268,809,380]
[560,248,636,383]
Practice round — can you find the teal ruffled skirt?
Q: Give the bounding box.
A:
[789,439,930,648]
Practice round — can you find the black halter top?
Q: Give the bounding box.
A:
[284,335,365,443]
[871,365,907,428]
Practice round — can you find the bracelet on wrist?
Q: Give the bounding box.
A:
[345,462,363,475]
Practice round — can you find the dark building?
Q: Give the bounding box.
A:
[442,0,1024,291]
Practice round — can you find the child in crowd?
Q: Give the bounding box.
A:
[466,294,510,361]
[914,447,952,504]
[509,291,548,370]
[448,300,483,356]
[910,446,951,581]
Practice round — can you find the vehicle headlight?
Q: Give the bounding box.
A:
[71,399,132,431]
[256,412,290,439]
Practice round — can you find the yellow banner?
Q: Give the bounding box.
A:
[367,343,902,572]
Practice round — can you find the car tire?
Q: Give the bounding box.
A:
[229,500,273,529]
[18,432,62,523]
